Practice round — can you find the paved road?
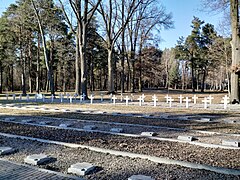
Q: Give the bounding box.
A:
[0,159,83,180]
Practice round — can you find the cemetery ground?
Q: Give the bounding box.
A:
[0,90,239,179]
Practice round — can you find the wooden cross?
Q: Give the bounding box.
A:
[192,95,198,104]
[112,95,117,105]
[124,96,130,106]
[183,97,191,108]
[178,95,184,104]
[207,95,214,104]
[152,94,158,107]
[168,97,174,108]
[202,97,209,109]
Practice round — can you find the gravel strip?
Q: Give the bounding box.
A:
[0,121,239,170]
[0,136,239,180]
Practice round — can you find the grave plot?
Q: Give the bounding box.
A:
[0,121,239,171]
[0,136,239,180]
[2,115,240,146]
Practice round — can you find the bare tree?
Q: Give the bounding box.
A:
[59,0,101,97]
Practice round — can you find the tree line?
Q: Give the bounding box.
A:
[0,0,239,103]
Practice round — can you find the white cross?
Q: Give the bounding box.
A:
[131,94,134,102]
[74,93,78,100]
[164,94,170,103]
[183,97,191,108]
[124,96,130,106]
[42,95,45,102]
[82,93,86,101]
[90,94,94,104]
[168,97,174,108]
[152,94,158,107]
[221,95,229,109]
[66,93,70,100]
[112,95,117,105]
[51,94,54,103]
[138,96,143,106]
[12,94,16,101]
[202,97,209,109]
[178,95,184,104]
[79,95,84,103]
[100,93,104,102]
[207,95,214,104]
[6,94,8,100]
[60,94,63,103]
[69,96,73,103]
[26,94,29,101]
[192,95,198,104]
[19,94,22,101]
[141,94,146,102]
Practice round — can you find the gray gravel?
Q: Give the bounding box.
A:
[0,136,239,180]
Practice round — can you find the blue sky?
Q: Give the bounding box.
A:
[0,0,225,49]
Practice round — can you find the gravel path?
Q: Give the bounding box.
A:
[0,121,239,170]
[0,136,239,180]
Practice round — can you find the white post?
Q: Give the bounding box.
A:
[168,97,174,108]
[26,94,29,101]
[90,94,94,104]
[124,96,130,106]
[6,94,8,100]
[152,94,158,107]
[42,95,45,102]
[138,96,143,106]
[120,93,123,102]
[19,94,22,101]
[202,97,209,109]
[184,97,191,108]
[164,94,170,103]
[207,95,214,104]
[112,95,117,105]
[178,95,184,104]
[60,94,63,103]
[69,96,73,104]
[109,93,113,102]
[13,94,16,101]
[192,95,198,104]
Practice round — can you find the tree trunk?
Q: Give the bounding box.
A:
[201,69,206,92]
[230,0,240,103]
[0,61,2,94]
[107,48,114,93]
[75,31,80,95]
[36,32,40,93]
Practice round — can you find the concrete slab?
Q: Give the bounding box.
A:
[59,123,71,128]
[83,125,97,130]
[68,162,95,176]
[141,132,157,136]
[110,128,124,133]
[222,140,240,147]
[177,135,196,141]
[24,154,52,165]
[128,175,155,180]
[0,147,15,155]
